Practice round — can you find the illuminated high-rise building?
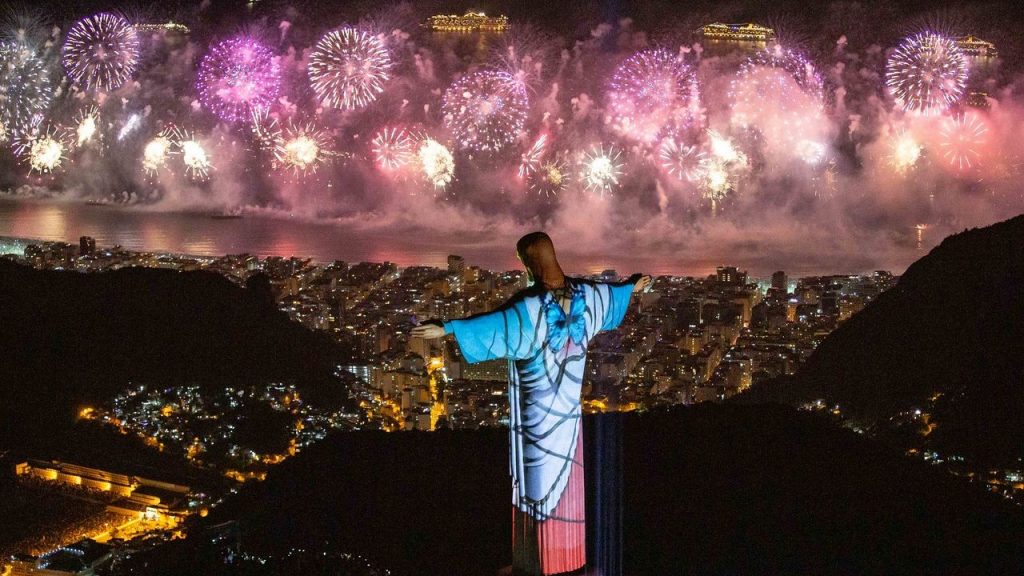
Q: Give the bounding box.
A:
[448,254,466,274]
[716,266,748,286]
[771,271,788,293]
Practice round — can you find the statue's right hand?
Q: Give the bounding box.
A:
[632,274,653,294]
[410,320,446,340]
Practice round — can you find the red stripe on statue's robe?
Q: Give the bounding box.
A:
[513,424,586,575]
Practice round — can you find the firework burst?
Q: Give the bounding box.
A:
[274,122,331,175]
[73,107,101,147]
[607,48,698,143]
[29,137,65,173]
[740,46,823,97]
[938,112,987,171]
[529,158,569,197]
[889,130,923,174]
[707,130,746,165]
[117,113,143,141]
[697,159,732,202]
[169,130,212,179]
[659,136,706,182]
[18,126,67,174]
[0,41,52,142]
[442,70,528,153]
[417,138,454,188]
[197,37,281,123]
[696,130,748,203]
[731,46,825,149]
[62,13,140,92]
[371,127,415,171]
[795,139,827,165]
[249,108,280,151]
[581,145,623,195]
[518,133,547,178]
[309,27,392,111]
[886,32,967,115]
[142,134,172,174]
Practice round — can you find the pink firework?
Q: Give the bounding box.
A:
[197,37,281,123]
[371,127,415,171]
[730,46,826,149]
[939,112,987,171]
[442,70,528,152]
[606,48,698,143]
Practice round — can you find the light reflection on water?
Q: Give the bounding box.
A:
[0,197,921,277]
[0,198,485,269]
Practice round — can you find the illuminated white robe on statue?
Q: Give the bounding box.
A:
[445,277,634,575]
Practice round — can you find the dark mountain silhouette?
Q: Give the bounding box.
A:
[0,260,345,449]
[739,214,1024,467]
[182,405,1024,576]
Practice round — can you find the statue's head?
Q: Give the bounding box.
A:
[516,231,561,285]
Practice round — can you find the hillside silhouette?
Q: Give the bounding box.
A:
[188,405,1024,575]
[0,260,344,449]
[739,214,1024,467]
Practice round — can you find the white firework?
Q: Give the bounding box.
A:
[74,107,100,147]
[308,27,393,110]
[142,134,172,174]
[581,145,623,195]
[418,138,454,188]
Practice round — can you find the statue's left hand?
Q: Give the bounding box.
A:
[411,319,446,339]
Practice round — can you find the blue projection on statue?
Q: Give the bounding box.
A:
[444,277,633,574]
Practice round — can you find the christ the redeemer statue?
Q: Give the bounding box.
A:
[411,232,651,575]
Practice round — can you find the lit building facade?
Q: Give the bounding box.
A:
[956,35,998,58]
[14,460,191,517]
[8,539,112,576]
[700,23,776,43]
[426,11,509,33]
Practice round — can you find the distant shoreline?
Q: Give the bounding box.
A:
[0,196,918,277]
